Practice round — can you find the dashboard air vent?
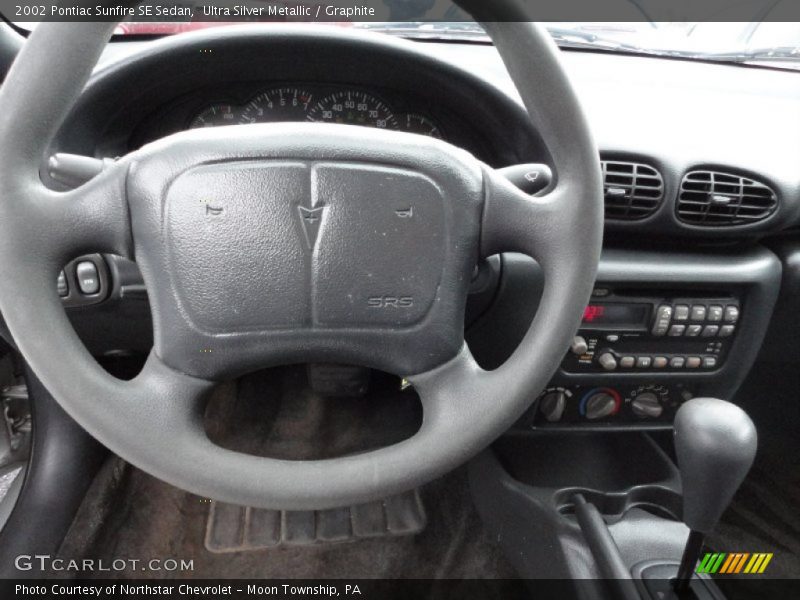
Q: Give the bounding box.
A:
[677,170,777,226]
[601,161,664,220]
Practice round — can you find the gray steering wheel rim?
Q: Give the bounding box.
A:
[0,16,602,510]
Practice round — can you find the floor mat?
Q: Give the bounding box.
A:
[205,489,426,552]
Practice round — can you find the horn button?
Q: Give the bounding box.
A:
[130,140,483,380]
[166,161,445,331]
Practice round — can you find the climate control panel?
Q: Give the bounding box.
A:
[529,383,693,427]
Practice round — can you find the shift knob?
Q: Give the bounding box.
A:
[674,398,757,534]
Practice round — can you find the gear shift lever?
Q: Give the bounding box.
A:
[673,398,757,593]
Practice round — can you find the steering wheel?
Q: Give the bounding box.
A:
[0,11,602,510]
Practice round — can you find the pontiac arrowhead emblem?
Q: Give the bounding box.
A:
[298,205,326,249]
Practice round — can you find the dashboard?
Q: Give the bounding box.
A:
[31,26,800,433]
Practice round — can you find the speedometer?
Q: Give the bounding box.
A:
[239,87,314,124]
[307,91,397,130]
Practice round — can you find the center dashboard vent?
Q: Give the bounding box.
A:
[677,170,778,226]
[601,160,664,220]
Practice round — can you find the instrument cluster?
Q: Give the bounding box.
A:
[187,85,444,139]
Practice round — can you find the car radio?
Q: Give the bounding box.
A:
[561,293,741,373]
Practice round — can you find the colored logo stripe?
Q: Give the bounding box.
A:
[698,552,773,574]
[697,553,726,574]
[744,553,773,574]
[719,553,750,573]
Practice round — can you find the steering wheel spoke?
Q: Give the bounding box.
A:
[42,158,133,262]
[481,165,580,264]
[0,156,132,274]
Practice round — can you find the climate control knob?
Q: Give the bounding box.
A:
[585,392,618,420]
[632,392,663,418]
[539,391,567,422]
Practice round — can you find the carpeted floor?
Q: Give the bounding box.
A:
[57,366,519,583]
[706,362,800,582]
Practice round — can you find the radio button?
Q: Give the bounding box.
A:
[656,305,673,320]
[652,305,672,336]
[652,324,669,337]
[619,356,635,368]
[701,325,720,337]
[674,305,690,321]
[668,324,686,336]
[686,356,702,369]
[670,357,686,368]
[708,305,724,322]
[719,325,735,338]
[653,356,668,368]
[724,306,740,323]
[636,356,652,369]
[597,352,618,371]
[690,305,707,321]
[685,324,703,337]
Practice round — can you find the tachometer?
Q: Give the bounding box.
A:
[397,113,444,139]
[307,91,397,130]
[189,104,239,128]
[239,87,314,124]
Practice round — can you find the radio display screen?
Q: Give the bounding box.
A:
[582,303,649,329]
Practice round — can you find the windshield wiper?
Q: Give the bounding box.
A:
[354,22,489,42]
[546,27,653,54]
[688,46,800,71]
[705,46,800,62]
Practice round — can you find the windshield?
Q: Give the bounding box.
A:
[11,3,800,71]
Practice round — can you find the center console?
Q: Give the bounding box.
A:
[464,247,780,596]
